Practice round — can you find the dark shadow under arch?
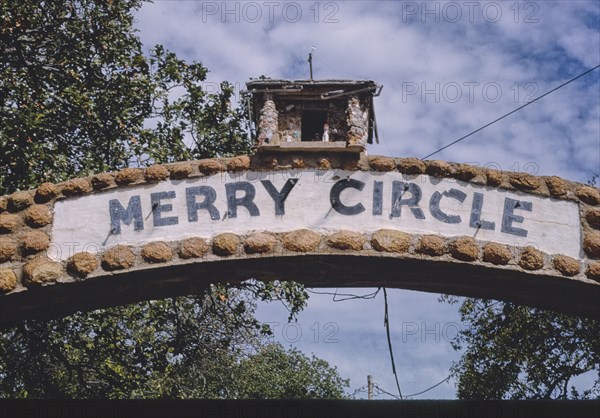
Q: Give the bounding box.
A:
[1,254,598,329]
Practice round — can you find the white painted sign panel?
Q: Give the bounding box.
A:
[49,170,582,260]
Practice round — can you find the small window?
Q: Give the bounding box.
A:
[301,110,328,141]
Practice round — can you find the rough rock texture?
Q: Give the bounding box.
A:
[583,233,600,258]
[342,159,359,171]
[0,238,18,262]
[486,169,503,187]
[398,158,426,174]
[91,173,115,190]
[553,255,580,276]
[2,155,600,309]
[212,233,239,256]
[115,168,143,185]
[198,159,224,175]
[417,235,446,256]
[244,233,276,254]
[9,191,34,211]
[586,209,600,230]
[318,159,331,170]
[346,97,368,145]
[282,230,321,252]
[482,243,512,265]
[369,156,395,171]
[0,214,21,233]
[371,229,411,253]
[170,163,193,180]
[35,182,59,202]
[102,245,135,271]
[0,269,17,292]
[145,165,170,182]
[587,262,600,281]
[141,242,173,263]
[68,252,98,277]
[449,237,479,261]
[22,256,63,285]
[227,156,251,171]
[258,99,278,145]
[291,159,306,169]
[454,164,478,182]
[519,246,544,270]
[24,205,52,227]
[426,160,453,177]
[21,231,50,253]
[509,173,540,190]
[62,178,92,196]
[576,186,600,205]
[179,238,209,259]
[327,231,365,251]
[546,176,569,197]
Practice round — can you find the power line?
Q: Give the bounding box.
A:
[403,375,452,398]
[307,288,381,302]
[373,384,400,399]
[373,374,451,400]
[383,288,403,399]
[349,384,368,398]
[421,64,600,160]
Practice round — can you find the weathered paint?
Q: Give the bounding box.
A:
[50,170,581,260]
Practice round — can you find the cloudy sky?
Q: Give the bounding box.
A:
[134,0,600,398]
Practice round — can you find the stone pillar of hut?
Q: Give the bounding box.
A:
[258,95,279,146]
[346,96,369,146]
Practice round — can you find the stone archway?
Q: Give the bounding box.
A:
[1,154,599,326]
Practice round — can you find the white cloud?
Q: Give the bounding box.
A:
[134,0,600,398]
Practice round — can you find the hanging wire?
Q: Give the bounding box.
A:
[349,385,368,398]
[421,64,600,160]
[383,288,403,399]
[373,374,452,400]
[307,288,381,302]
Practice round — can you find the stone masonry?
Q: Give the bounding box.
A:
[1,154,599,323]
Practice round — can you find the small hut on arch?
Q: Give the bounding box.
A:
[245,79,382,153]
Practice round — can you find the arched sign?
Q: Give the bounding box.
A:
[1,154,599,326]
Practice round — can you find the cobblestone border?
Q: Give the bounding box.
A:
[1,154,599,296]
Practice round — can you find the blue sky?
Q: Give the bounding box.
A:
[133,0,600,398]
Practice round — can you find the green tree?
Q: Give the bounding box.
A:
[0,0,249,195]
[443,298,600,400]
[445,173,600,400]
[235,344,349,399]
[0,283,346,398]
[0,0,341,399]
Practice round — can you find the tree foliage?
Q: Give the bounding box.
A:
[443,296,600,399]
[0,0,249,195]
[0,0,344,399]
[235,344,349,399]
[445,172,600,400]
[0,283,346,399]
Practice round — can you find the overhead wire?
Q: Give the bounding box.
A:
[421,64,600,160]
[403,375,452,398]
[307,288,381,302]
[373,374,451,399]
[349,384,368,398]
[383,288,403,399]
